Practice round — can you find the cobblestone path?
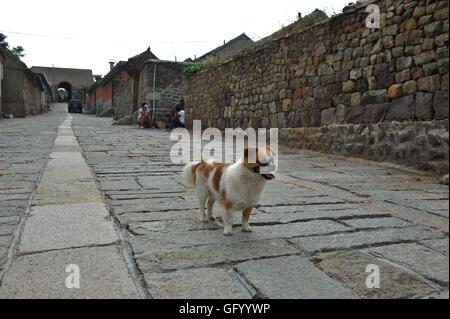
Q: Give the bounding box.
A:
[71,113,448,299]
[0,105,448,298]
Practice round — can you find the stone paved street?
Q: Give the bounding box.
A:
[0,104,448,298]
[0,107,66,273]
[0,104,139,298]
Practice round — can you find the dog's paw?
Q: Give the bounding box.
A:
[200,216,210,222]
[223,229,233,236]
[242,226,253,233]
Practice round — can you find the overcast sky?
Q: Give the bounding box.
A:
[1,0,350,76]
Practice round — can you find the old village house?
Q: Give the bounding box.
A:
[0,47,50,118]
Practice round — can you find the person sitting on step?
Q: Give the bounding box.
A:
[137,103,152,129]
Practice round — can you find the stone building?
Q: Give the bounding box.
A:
[0,47,48,118]
[195,33,254,65]
[34,72,52,111]
[0,49,5,116]
[125,47,159,114]
[138,59,188,123]
[30,66,94,105]
[95,48,187,125]
[186,0,449,174]
[87,61,128,116]
[87,48,158,118]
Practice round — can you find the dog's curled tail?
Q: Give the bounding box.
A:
[182,162,201,188]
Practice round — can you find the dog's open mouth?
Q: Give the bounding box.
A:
[260,173,276,180]
[255,162,276,180]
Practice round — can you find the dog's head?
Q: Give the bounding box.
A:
[242,146,276,181]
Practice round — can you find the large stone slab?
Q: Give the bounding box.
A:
[144,268,248,299]
[47,152,86,167]
[0,246,7,266]
[136,239,299,272]
[251,208,389,224]
[33,180,103,205]
[290,226,444,255]
[0,235,13,248]
[375,202,449,233]
[368,244,449,285]
[112,196,199,214]
[258,195,347,207]
[423,290,449,299]
[128,218,220,235]
[130,220,350,253]
[19,203,119,253]
[98,179,142,191]
[39,164,93,182]
[314,251,437,298]
[257,203,364,214]
[0,246,139,299]
[341,217,413,229]
[53,136,78,146]
[234,256,354,299]
[116,210,199,225]
[390,200,449,218]
[420,238,449,256]
[137,176,185,192]
[0,225,15,236]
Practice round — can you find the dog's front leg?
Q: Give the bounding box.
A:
[242,207,253,232]
[223,210,234,236]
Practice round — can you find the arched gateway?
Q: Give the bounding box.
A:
[30,66,93,105]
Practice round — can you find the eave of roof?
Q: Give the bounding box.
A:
[143,59,190,66]
[195,33,253,61]
[88,61,126,92]
[124,47,159,72]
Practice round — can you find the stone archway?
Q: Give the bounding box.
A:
[57,81,72,102]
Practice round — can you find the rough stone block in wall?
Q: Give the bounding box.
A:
[185,0,449,174]
[113,79,132,121]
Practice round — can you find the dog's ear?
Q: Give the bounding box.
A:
[264,145,275,156]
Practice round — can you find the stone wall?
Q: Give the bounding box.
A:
[0,58,4,117]
[139,61,187,123]
[23,74,40,116]
[113,79,133,121]
[186,0,449,174]
[2,63,26,118]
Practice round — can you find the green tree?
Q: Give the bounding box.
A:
[11,46,25,58]
[0,33,26,58]
[0,33,9,49]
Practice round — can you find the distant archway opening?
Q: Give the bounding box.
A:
[57,82,72,102]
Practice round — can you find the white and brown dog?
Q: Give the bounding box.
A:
[182,147,276,236]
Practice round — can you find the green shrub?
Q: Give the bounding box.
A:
[182,64,202,79]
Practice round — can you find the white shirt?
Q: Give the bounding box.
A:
[178,110,185,124]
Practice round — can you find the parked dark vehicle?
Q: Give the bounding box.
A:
[68,99,82,113]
